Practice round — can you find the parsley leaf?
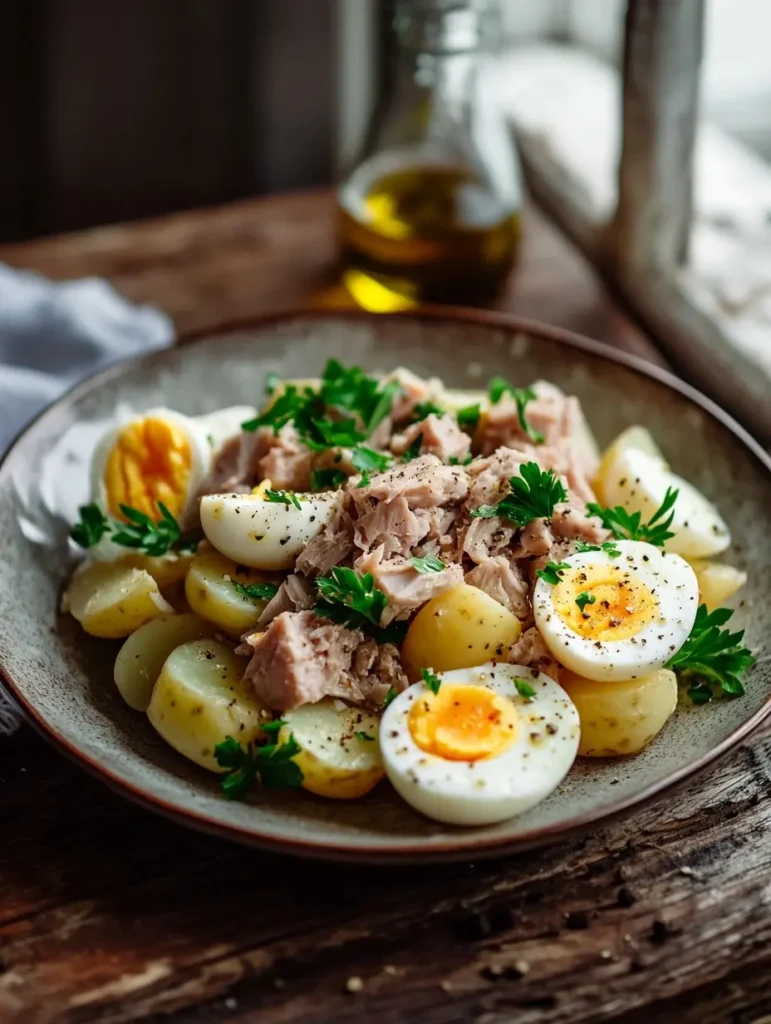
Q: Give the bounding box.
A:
[515,679,536,699]
[357,470,371,488]
[70,503,110,548]
[586,487,678,548]
[320,361,400,436]
[412,401,445,421]
[265,489,302,510]
[575,539,622,558]
[487,379,544,443]
[535,560,571,585]
[261,719,287,735]
[402,433,423,463]
[355,731,375,742]
[231,579,280,602]
[265,371,281,396]
[470,462,568,527]
[667,604,754,702]
[315,567,387,629]
[310,467,348,491]
[214,734,304,798]
[411,554,446,574]
[576,591,596,612]
[382,687,398,709]
[111,501,182,557]
[456,403,481,432]
[241,383,317,435]
[351,445,391,474]
[422,668,442,695]
[364,379,402,434]
[448,453,473,466]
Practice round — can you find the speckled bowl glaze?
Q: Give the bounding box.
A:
[1,310,769,863]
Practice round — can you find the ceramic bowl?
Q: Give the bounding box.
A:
[1,310,769,863]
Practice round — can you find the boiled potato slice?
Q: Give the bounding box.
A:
[114,612,216,711]
[595,425,666,503]
[147,639,265,771]
[402,583,522,680]
[119,551,196,591]
[689,559,747,610]
[64,562,174,639]
[560,667,677,757]
[184,550,273,636]
[280,700,383,799]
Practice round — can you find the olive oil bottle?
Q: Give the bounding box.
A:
[337,0,521,310]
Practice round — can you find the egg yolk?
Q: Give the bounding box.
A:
[553,564,658,642]
[408,684,518,762]
[105,417,192,521]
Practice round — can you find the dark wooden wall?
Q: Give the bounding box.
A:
[0,0,338,243]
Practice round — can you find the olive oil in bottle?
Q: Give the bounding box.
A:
[337,0,521,310]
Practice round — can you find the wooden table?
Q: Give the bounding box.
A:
[1,191,769,1024]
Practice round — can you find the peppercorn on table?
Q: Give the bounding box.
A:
[0,190,769,1024]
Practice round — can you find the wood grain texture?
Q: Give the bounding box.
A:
[0,191,657,364]
[2,190,768,1022]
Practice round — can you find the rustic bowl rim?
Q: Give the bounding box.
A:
[2,305,770,864]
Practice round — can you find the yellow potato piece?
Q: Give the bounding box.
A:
[119,550,196,591]
[184,550,274,636]
[281,700,383,800]
[64,562,174,639]
[689,559,747,610]
[114,612,216,711]
[560,667,678,757]
[147,639,266,771]
[595,425,666,504]
[402,583,522,680]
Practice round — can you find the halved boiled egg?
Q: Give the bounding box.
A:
[533,540,698,682]
[601,446,730,558]
[380,664,580,826]
[199,490,340,570]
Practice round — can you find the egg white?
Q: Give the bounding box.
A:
[200,490,340,570]
[380,664,580,826]
[193,406,256,452]
[602,447,730,558]
[533,540,699,683]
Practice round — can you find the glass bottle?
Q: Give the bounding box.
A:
[337,0,522,311]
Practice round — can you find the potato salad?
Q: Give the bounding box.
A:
[63,361,754,826]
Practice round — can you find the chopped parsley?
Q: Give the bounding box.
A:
[515,679,536,699]
[231,579,280,603]
[536,560,571,585]
[422,668,442,695]
[575,539,622,558]
[310,467,348,491]
[357,470,371,488]
[315,567,387,630]
[214,734,303,798]
[261,719,286,735]
[448,453,474,466]
[575,591,596,612]
[70,501,198,557]
[586,487,678,548]
[70,503,110,548]
[355,731,375,742]
[412,401,445,421]
[470,461,568,527]
[456,403,481,433]
[411,554,446,574]
[402,433,424,463]
[264,371,281,396]
[487,379,544,443]
[351,445,391,475]
[264,489,302,510]
[382,687,398,709]
[667,604,754,702]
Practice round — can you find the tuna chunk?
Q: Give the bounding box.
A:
[391,414,471,463]
[295,501,354,577]
[341,639,409,706]
[466,447,530,508]
[384,367,441,423]
[464,556,529,619]
[412,505,459,559]
[352,455,468,510]
[257,573,315,628]
[551,503,607,545]
[462,517,515,564]
[355,544,464,623]
[505,626,560,681]
[197,429,269,497]
[354,495,427,559]
[516,518,554,558]
[243,611,363,710]
[258,424,313,492]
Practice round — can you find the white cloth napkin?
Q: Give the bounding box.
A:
[0,263,174,735]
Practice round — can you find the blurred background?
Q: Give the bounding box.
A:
[3,0,770,244]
